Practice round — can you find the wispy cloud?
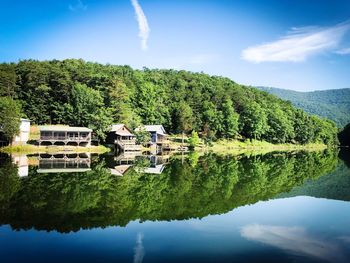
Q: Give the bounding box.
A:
[133,232,145,263]
[69,0,87,12]
[335,47,350,55]
[131,0,150,51]
[241,224,347,262]
[242,21,350,63]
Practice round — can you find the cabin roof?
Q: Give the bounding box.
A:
[110,124,135,136]
[137,125,167,135]
[39,126,92,132]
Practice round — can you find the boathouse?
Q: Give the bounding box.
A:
[38,126,92,146]
[106,124,141,151]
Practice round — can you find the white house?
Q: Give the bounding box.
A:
[0,118,30,146]
[12,118,31,145]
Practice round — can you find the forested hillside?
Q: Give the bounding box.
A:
[0,59,338,145]
[257,86,350,127]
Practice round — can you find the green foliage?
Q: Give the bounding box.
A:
[239,101,269,140]
[266,107,295,143]
[1,59,338,144]
[134,127,151,144]
[188,131,200,148]
[0,97,22,142]
[67,83,113,140]
[0,64,17,98]
[174,102,195,134]
[0,158,20,205]
[221,98,239,138]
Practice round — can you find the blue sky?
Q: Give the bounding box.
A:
[1,0,350,91]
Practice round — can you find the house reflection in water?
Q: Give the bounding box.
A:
[109,151,140,176]
[142,154,170,174]
[12,155,29,177]
[37,153,91,173]
[108,152,170,176]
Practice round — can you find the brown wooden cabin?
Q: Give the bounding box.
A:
[106,124,141,152]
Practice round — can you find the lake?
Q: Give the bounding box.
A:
[1,149,350,263]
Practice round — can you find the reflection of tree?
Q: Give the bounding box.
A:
[0,159,20,208]
[0,150,338,232]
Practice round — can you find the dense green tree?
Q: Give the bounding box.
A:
[221,98,239,138]
[0,97,22,143]
[0,64,17,98]
[239,102,269,140]
[67,83,113,139]
[266,107,295,143]
[173,102,195,134]
[294,109,315,144]
[134,127,151,144]
[188,131,200,148]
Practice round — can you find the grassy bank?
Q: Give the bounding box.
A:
[203,139,329,154]
[0,144,110,154]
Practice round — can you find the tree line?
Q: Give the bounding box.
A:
[0,59,339,144]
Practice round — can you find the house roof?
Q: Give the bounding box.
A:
[136,125,167,135]
[110,124,135,136]
[39,126,92,132]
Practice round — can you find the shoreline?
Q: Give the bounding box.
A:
[0,139,332,155]
[0,144,110,154]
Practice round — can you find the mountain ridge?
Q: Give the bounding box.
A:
[256,86,350,127]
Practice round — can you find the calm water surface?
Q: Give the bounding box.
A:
[1,149,350,263]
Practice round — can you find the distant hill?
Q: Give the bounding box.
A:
[256,87,350,127]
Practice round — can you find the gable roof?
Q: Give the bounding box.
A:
[141,125,167,135]
[110,124,135,136]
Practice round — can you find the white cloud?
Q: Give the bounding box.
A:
[69,0,87,12]
[335,47,350,55]
[133,232,145,263]
[131,0,150,51]
[242,21,350,63]
[240,224,347,262]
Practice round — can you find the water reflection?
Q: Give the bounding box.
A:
[1,149,350,263]
[37,153,91,173]
[11,155,29,177]
[106,152,170,175]
[240,224,346,263]
[0,149,341,232]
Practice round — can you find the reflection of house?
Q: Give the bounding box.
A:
[106,124,141,151]
[38,126,92,146]
[12,155,29,177]
[37,153,91,173]
[0,118,30,146]
[134,154,170,174]
[108,152,141,176]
